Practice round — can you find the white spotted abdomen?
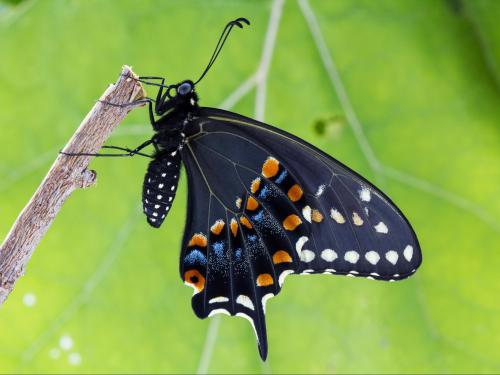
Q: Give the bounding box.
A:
[142,150,181,228]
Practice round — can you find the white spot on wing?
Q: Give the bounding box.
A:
[365,251,380,265]
[158,183,164,189]
[403,245,414,262]
[279,270,294,287]
[321,249,338,262]
[236,295,255,311]
[359,187,371,202]
[302,206,312,223]
[209,296,229,304]
[352,212,364,226]
[385,250,399,265]
[315,184,326,197]
[300,250,315,263]
[374,222,388,234]
[330,208,345,224]
[295,236,309,255]
[344,250,360,264]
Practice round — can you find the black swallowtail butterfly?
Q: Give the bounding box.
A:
[66,17,422,361]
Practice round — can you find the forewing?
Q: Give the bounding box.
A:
[190,107,422,280]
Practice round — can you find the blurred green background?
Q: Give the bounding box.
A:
[0,0,499,373]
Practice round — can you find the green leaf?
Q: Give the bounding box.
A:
[0,0,499,373]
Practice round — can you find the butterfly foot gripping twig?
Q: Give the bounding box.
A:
[0,65,146,305]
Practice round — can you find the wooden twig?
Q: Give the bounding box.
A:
[0,65,147,306]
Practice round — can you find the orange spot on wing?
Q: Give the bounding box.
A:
[262,157,279,178]
[273,250,293,264]
[312,209,324,222]
[256,273,274,287]
[240,216,253,229]
[246,196,259,211]
[283,214,302,231]
[188,233,207,247]
[230,218,238,237]
[210,219,225,235]
[184,269,205,293]
[287,184,303,202]
[250,177,261,193]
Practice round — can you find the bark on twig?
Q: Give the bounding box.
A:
[0,65,147,306]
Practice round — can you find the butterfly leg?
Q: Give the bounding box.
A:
[136,76,169,89]
[99,98,153,108]
[60,139,154,158]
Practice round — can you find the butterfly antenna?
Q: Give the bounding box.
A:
[194,17,250,85]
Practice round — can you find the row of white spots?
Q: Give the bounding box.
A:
[330,208,389,233]
[207,294,275,316]
[297,236,414,265]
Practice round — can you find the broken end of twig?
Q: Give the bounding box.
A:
[122,65,148,106]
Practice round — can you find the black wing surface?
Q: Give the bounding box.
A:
[179,107,422,360]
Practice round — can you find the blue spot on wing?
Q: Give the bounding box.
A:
[212,241,224,257]
[259,185,270,199]
[248,234,257,242]
[252,210,264,223]
[275,170,288,184]
[235,248,243,261]
[184,249,207,266]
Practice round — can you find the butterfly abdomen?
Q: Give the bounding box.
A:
[142,149,181,228]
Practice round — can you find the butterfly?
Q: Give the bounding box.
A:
[73,18,422,360]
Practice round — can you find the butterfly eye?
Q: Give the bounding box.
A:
[178,82,193,96]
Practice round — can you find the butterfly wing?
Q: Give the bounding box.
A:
[179,107,422,359]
